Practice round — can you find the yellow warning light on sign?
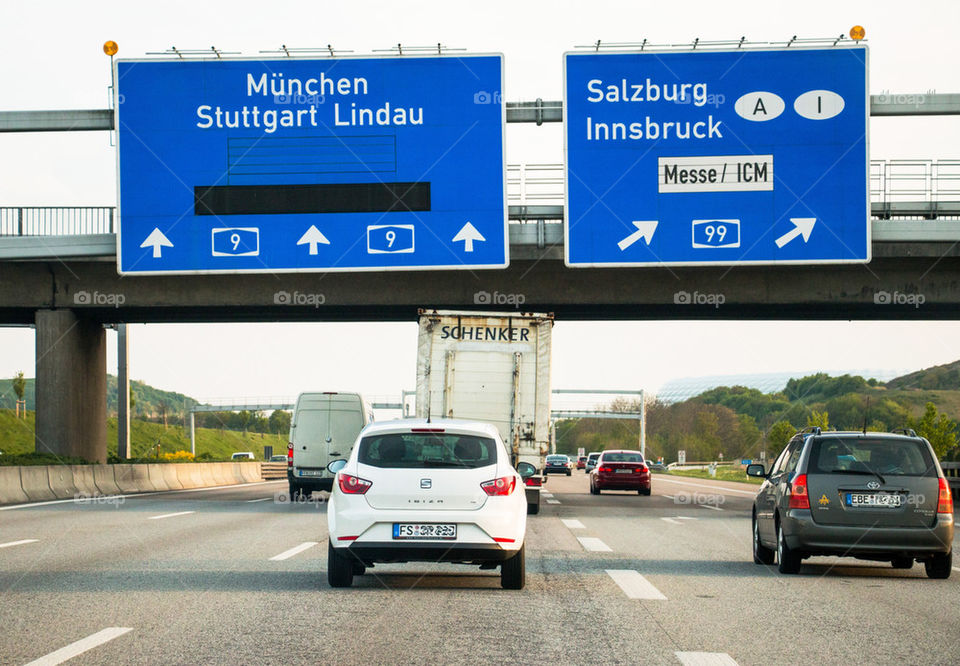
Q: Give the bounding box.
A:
[849,26,866,40]
[103,41,119,56]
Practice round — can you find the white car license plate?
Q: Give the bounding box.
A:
[615,469,633,473]
[299,469,323,477]
[846,493,902,508]
[393,523,457,540]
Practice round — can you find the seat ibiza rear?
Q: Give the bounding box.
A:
[327,419,530,589]
[750,430,954,578]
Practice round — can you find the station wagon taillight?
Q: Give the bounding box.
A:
[788,474,810,509]
[338,474,372,494]
[287,443,293,467]
[481,476,516,496]
[937,478,953,514]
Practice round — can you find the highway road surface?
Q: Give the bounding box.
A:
[1,473,958,665]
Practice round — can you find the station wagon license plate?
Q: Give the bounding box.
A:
[393,523,457,540]
[846,493,902,508]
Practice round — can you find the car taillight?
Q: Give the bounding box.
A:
[937,478,953,514]
[481,476,516,496]
[636,465,647,473]
[788,473,810,509]
[338,473,372,494]
[524,477,541,487]
[599,466,612,473]
[287,443,293,467]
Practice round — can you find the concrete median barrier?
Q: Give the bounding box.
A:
[46,465,79,499]
[242,462,263,483]
[159,464,183,490]
[20,465,56,501]
[176,463,205,489]
[0,467,28,505]
[70,465,99,496]
[211,463,234,486]
[92,464,122,495]
[197,463,218,487]
[146,464,169,492]
[113,464,148,493]
[230,463,246,484]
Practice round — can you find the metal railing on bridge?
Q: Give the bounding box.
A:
[0,206,114,236]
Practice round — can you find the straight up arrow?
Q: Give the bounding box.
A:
[140,228,173,259]
[452,222,486,253]
[296,225,330,255]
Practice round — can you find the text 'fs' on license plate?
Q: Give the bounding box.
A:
[393,523,457,540]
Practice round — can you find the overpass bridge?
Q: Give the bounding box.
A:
[2,98,959,463]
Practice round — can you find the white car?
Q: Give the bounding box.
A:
[326,419,534,589]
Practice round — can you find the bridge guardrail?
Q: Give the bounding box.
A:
[261,461,288,480]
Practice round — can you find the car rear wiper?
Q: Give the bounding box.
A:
[422,459,469,468]
[828,468,886,484]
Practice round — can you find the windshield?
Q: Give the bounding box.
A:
[547,455,568,463]
[808,437,936,477]
[358,432,498,469]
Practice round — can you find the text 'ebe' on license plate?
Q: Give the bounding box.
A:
[393,523,457,540]
[846,493,902,508]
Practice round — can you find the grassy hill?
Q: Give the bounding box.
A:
[0,376,198,418]
[0,409,286,462]
[886,360,960,391]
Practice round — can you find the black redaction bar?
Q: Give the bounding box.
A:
[194,182,430,216]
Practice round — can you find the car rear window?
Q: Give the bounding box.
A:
[601,452,644,463]
[547,456,567,462]
[358,432,497,469]
[808,437,937,477]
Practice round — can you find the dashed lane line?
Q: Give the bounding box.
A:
[561,519,584,529]
[546,499,561,504]
[246,497,272,503]
[147,511,195,520]
[606,569,667,600]
[699,504,724,511]
[24,627,133,666]
[674,651,739,666]
[576,536,612,552]
[655,477,756,496]
[269,541,319,561]
[0,539,38,549]
[661,518,682,525]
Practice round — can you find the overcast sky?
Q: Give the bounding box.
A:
[0,0,958,403]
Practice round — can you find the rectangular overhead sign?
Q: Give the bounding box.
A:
[564,47,869,267]
[115,55,507,274]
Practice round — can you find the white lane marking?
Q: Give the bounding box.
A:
[661,518,682,525]
[675,651,739,666]
[542,493,554,497]
[699,504,724,511]
[656,477,756,496]
[953,567,960,573]
[561,519,585,529]
[606,569,667,600]
[246,497,272,503]
[269,541,319,561]
[675,517,696,520]
[663,495,675,501]
[24,627,133,666]
[546,499,561,504]
[577,537,612,552]
[0,480,283,511]
[147,511,195,520]
[0,539,39,549]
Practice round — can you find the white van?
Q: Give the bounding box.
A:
[287,392,374,497]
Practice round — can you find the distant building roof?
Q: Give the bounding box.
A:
[654,369,907,404]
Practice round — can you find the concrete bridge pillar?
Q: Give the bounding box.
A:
[34,309,107,462]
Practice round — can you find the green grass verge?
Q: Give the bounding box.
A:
[664,466,765,485]
[0,409,286,464]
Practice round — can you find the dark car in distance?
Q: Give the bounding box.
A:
[576,456,587,470]
[749,428,953,578]
[589,450,651,495]
[544,454,573,476]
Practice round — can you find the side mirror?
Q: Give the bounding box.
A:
[327,459,347,474]
[516,462,536,479]
[746,464,767,478]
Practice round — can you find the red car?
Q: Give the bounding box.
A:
[576,456,587,470]
[589,450,651,495]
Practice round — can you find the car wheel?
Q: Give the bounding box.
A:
[527,501,540,515]
[641,487,651,496]
[776,520,802,574]
[891,556,914,570]
[501,543,525,590]
[753,513,775,565]
[567,470,572,476]
[327,539,354,588]
[924,551,952,579]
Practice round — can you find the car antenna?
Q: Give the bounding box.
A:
[426,390,432,424]
[862,397,870,434]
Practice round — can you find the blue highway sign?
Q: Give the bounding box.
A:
[564,47,869,267]
[116,55,506,274]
